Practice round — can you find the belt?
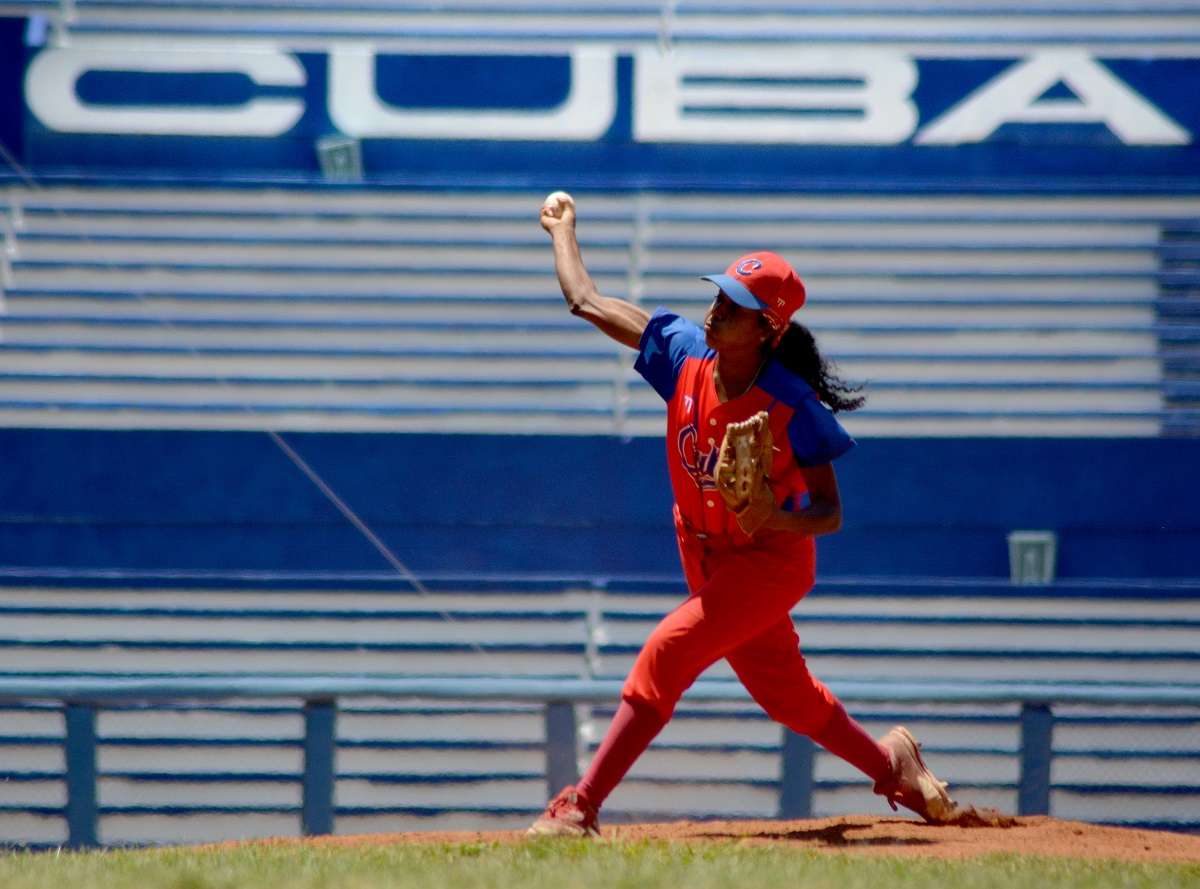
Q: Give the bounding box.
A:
[675,508,740,545]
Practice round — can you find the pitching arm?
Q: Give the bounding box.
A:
[540,194,650,350]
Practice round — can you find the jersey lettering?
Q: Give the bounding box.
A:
[677,423,719,492]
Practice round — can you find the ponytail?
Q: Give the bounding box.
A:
[771,322,866,413]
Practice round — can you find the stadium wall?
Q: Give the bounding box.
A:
[1,430,1195,581]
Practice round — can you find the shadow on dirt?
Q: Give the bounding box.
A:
[700,821,937,848]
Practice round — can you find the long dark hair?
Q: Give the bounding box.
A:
[769,322,866,413]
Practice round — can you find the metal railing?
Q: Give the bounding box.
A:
[3,675,1197,848]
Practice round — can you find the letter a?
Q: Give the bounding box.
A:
[917,50,1188,146]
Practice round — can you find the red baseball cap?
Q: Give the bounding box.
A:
[700,251,807,332]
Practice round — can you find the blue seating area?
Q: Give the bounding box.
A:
[3,574,1198,681]
[2,184,1195,436]
[0,575,1197,845]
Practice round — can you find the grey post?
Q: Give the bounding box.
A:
[302,698,337,836]
[1018,702,1054,815]
[544,701,579,798]
[779,730,816,819]
[64,703,99,849]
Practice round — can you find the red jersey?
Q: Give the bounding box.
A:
[634,308,854,542]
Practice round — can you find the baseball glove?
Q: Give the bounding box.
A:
[714,411,775,534]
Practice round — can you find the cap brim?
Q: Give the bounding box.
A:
[700,274,767,311]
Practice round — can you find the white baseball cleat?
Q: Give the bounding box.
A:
[874,726,957,824]
[526,785,600,838]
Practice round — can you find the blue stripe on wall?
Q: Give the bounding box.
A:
[0,430,1196,580]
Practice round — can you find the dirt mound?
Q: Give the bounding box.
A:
[605,815,1200,862]
[301,815,1200,863]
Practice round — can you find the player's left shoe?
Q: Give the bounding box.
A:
[874,726,956,823]
[526,785,600,838]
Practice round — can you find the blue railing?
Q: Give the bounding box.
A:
[2,675,1197,848]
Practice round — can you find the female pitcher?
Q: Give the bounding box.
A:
[528,194,955,837]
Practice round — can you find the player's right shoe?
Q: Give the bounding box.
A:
[526,785,600,838]
[874,726,956,824]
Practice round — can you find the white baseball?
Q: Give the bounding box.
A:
[542,190,575,216]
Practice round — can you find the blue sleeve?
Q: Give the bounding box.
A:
[788,395,856,466]
[634,308,708,402]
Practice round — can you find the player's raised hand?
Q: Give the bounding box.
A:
[540,190,576,234]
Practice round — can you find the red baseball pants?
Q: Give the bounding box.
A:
[576,520,890,809]
[621,524,838,735]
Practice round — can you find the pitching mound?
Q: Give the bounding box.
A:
[291,815,1200,863]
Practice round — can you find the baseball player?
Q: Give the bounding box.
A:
[528,194,955,838]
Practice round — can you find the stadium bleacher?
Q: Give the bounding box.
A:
[0,575,1197,845]
[1,186,1195,435]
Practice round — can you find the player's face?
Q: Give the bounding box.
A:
[704,290,772,352]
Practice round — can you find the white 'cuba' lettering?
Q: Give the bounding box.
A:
[917,50,1189,146]
[633,48,918,144]
[328,45,616,140]
[22,45,1190,147]
[24,47,306,137]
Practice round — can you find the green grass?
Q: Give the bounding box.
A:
[1,840,1198,889]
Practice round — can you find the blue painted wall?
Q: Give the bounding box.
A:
[0,19,23,156]
[0,430,1195,581]
[10,39,1200,189]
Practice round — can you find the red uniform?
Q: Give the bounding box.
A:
[622,308,855,734]
[532,250,951,836]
